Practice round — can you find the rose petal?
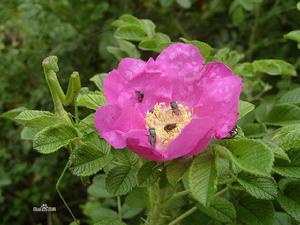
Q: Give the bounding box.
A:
[94,104,145,148]
[194,62,243,139]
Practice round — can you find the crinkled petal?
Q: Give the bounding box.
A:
[166,117,214,160]
[194,62,243,139]
[156,43,205,80]
[94,104,145,148]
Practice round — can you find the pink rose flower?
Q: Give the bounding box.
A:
[94,43,243,161]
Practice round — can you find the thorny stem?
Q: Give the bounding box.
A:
[167,207,197,225]
[117,196,122,221]
[56,161,78,224]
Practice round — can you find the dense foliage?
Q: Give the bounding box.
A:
[1,0,300,224]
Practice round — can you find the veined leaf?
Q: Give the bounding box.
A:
[76,90,105,110]
[87,175,113,199]
[262,140,290,162]
[237,172,278,200]
[1,107,27,120]
[137,161,160,187]
[166,158,191,185]
[222,138,274,176]
[272,125,300,150]
[188,152,216,206]
[180,38,214,59]
[33,124,79,153]
[94,218,127,225]
[237,196,275,225]
[197,196,236,223]
[284,30,300,49]
[69,143,113,176]
[113,150,139,167]
[264,104,300,126]
[105,165,137,196]
[273,149,300,178]
[278,87,300,104]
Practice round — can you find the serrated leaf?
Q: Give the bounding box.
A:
[33,124,79,153]
[237,196,274,225]
[253,59,296,76]
[239,100,255,119]
[222,138,274,176]
[278,87,300,105]
[264,104,300,126]
[77,90,105,110]
[237,172,278,200]
[197,196,236,223]
[137,161,160,187]
[106,166,137,196]
[272,125,300,150]
[69,143,113,176]
[273,150,300,178]
[273,212,295,225]
[166,158,191,185]
[113,150,139,167]
[89,73,107,91]
[188,152,216,206]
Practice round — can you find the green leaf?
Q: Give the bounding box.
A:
[273,212,295,225]
[1,107,27,120]
[278,87,300,105]
[166,158,191,185]
[117,39,140,58]
[277,193,300,222]
[273,150,300,178]
[138,33,171,53]
[122,188,147,219]
[237,172,278,200]
[262,140,290,162]
[0,166,11,187]
[277,178,300,222]
[239,100,255,119]
[188,152,216,206]
[94,218,127,225]
[176,0,192,9]
[87,175,113,198]
[271,125,300,150]
[233,62,254,77]
[137,161,160,187]
[115,25,148,41]
[222,138,274,176]
[264,104,300,126]
[180,38,214,59]
[69,143,113,176]
[253,59,297,76]
[298,2,300,11]
[237,196,274,225]
[77,90,105,110]
[14,110,57,125]
[89,73,107,91]
[113,150,139,167]
[284,30,300,49]
[213,48,244,67]
[106,165,137,196]
[197,196,236,223]
[33,124,79,154]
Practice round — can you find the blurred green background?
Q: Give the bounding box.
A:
[1,0,300,224]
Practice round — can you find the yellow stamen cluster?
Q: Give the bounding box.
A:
[145,102,192,149]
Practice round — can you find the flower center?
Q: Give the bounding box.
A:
[145,102,192,149]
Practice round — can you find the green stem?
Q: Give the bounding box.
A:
[167,207,197,225]
[56,161,78,224]
[117,196,122,221]
[215,186,230,197]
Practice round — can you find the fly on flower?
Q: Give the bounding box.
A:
[94,43,243,161]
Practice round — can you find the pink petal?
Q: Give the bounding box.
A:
[94,104,145,148]
[156,43,205,80]
[166,117,214,160]
[194,62,243,139]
